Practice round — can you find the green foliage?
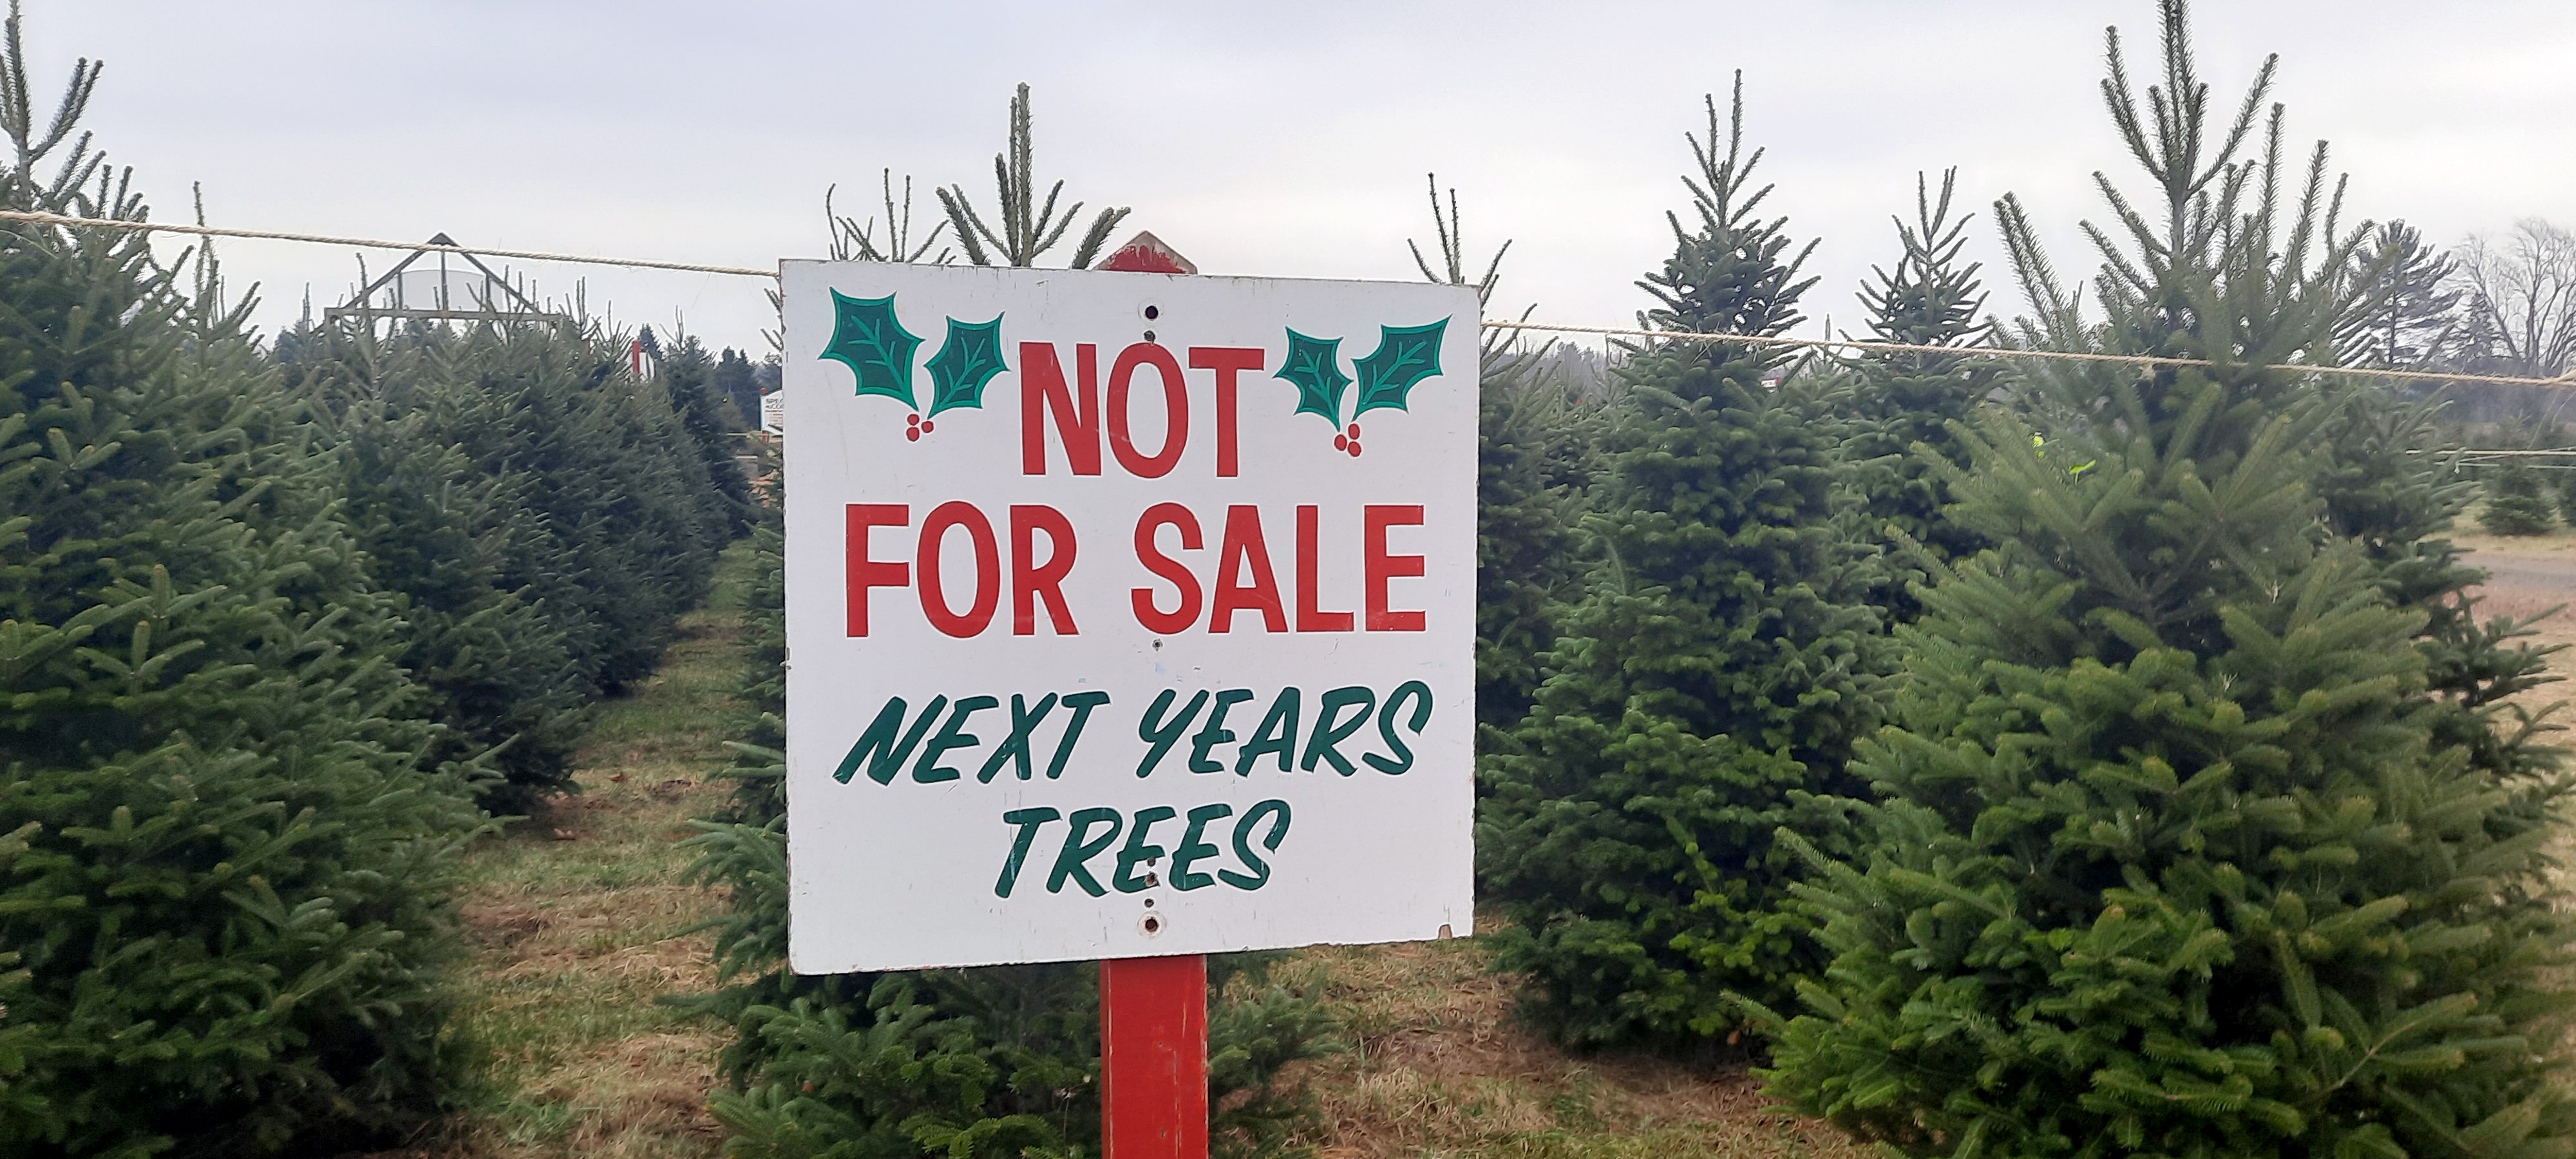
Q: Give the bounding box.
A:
[936,83,1130,270]
[653,328,759,536]
[2480,457,2556,535]
[0,27,482,1152]
[1839,169,2001,616]
[1403,174,1603,735]
[1477,78,1888,1046]
[1471,375,1597,732]
[283,315,743,811]
[683,524,1341,1159]
[1757,7,2576,1155]
[716,346,766,429]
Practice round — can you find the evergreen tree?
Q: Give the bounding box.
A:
[1841,169,2003,615]
[1403,174,1600,732]
[717,346,762,429]
[1478,77,1888,1046]
[937,84,1129,270]
[0,14,480,1151]
[285,314,744,809]
[282,321,594,813]
[2334,220,2461,372]
[1759,8,2576,1155]
[2481,457,2557,535]
[653,328,757,537]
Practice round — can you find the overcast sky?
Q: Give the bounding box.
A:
[28,1,2576,357]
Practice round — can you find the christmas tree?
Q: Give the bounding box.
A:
[1758,6,2576,1154]
[1478,77,1888,1045]
[0,14,480,1150]
[1402,174,1602,731]
[1840,169,2002,617]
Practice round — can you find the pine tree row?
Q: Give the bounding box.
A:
[0,12,752,1152]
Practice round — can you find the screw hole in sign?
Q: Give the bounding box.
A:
[1143,305,1160,319]
[1140,914,1164,936]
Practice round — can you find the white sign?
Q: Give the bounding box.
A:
[781,261,1477,973]
[760,390,785,436]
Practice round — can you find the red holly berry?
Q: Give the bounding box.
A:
[905,428,921,442]
[920,419,934,433]
[1333,434,1349,451]
[1347,441,1363,458]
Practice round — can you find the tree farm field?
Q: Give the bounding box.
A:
[388,546,1869,1159]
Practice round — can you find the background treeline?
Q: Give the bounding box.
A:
[0,10,752,1152]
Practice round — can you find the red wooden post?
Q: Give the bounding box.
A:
[1100,955,1208,1158]
[1097,231,1208,1159]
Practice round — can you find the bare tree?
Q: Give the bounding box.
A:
[2451,218,2576,379]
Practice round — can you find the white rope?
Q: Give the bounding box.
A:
[1479,319,2576,391]
[0,208,776,279]
[6,207,2571,391]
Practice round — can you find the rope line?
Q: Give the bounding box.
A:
[5,207,2570,390]
[1478,319,2576,391]
[0,208,777,279]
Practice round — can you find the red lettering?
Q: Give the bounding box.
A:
[1132,503,1202,634]
[1211,505,1288,634]
[1019,342,1101,475]
[918,502,1000,637]
[1188,346,1263,478]
[1108,343,1187,478]
[1010,504,1079,636]
[846,504,909,636]
[1364,504,1426,632]
[1295,505,1353,632]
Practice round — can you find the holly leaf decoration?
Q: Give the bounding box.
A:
[1274,329,1352,428]
[1352,319,1447,417]
[820,290,921,407]
[925,314,1008,417]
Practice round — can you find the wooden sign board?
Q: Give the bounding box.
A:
[780,260,1477,974]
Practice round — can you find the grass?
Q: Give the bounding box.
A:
[391,543,759,1159]
[384,537,1867,1158]
[1287,925,1867,1159]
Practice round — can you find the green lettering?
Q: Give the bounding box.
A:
[1136,689,1208,777]
[834,695,948,785]
[1171,803,1232,890]
[1364,681,1432,775]
[995,807,1060,897]
[1048,807,1124,896]
[914,694,999,782]
[1300,685,1376,775]
[1189,688,1257,773]
[1236,686,1302,775]
[1221,799,1291,890]
[1113,806,1179,893]
[978,692,1059,782]
[1048,691,1112,779]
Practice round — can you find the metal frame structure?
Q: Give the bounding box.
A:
[323,232,570,325]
